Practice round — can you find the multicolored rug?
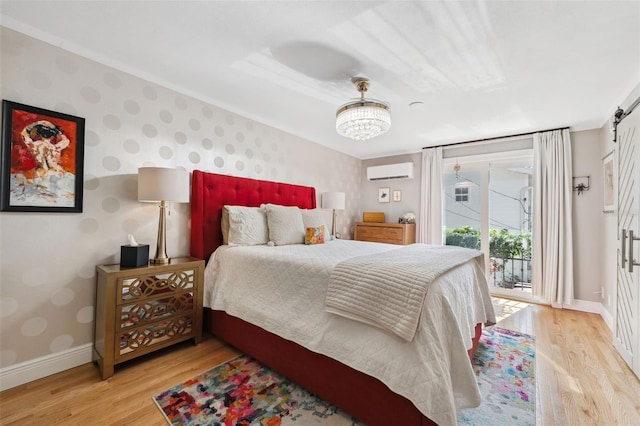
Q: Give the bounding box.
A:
[458,326,536,425]
[153,326,535,426]
[153,355,361,425]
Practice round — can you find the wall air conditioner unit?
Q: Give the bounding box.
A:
[367,162,414,181]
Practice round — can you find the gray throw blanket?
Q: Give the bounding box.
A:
[325,244,483,341]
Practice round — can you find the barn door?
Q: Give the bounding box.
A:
[616,105,640,378]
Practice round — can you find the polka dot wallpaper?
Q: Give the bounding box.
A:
[0,28,362,370]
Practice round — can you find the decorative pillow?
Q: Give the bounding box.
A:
[301,208,332,241]
[225,205,268,246]
[305,225,325,245]
[264,204,305,245]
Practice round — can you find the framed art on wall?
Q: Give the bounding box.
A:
[393,190,402,202]
[378,187,390,203]
[602,150,615,213]
[1,100,85,212]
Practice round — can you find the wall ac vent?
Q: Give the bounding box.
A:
[367,162,414,181]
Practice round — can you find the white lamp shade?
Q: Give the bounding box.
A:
[138,167,190,203]
[321,192,346,210]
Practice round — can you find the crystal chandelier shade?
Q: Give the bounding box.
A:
[336,78,391,141]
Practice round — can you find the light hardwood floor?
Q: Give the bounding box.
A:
[1,300,639,425]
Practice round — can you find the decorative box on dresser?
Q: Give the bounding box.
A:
[354,222,416,245]
[93,256,204,379]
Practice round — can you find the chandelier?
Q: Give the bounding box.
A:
[336,77,391,141]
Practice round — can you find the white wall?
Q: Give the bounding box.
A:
[359,153,422,228]
[0,28,361,384]
[571,129,606,303]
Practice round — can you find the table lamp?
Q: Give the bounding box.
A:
[321,192,346,239]
[138,167,190,264]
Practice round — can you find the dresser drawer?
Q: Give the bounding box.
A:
[357,226,404,242]
[354,222,415,245]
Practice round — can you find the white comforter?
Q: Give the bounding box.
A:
[204,240,495,426]
[326,244,485,342]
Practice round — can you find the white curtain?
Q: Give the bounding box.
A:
[419,147,443,245]
[532,129,574,307]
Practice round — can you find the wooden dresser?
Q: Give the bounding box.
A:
[93,257,204,379]
[354,222,416,245]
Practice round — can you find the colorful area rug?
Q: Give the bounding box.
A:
[153,355,360,426]
[458,326,536,425]
[153,326,535,426]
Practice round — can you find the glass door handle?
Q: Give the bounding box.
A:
[622,229,627,269]
[628,230,640,272]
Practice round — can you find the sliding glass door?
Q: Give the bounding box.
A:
[443,149,534,299]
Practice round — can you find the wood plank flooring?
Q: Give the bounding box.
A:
[1,300,639,425]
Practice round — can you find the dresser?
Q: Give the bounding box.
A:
[354,222,416,245]
[93,257,204,379]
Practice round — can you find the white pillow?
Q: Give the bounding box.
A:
[225,206,269,246]
[264,204,305,245]
[301,208,332,241]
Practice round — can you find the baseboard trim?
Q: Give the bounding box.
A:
[0,343,93,391]
[562,298,614,331]
[0,298,617,392]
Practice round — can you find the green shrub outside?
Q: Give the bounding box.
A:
[444,226,532,260]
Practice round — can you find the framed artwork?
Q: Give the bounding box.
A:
[602,150,615,213]
[1,100,85,212]
[393,189,402,202]
[378,187,390,203]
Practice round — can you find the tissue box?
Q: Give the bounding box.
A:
[120,244,149,268]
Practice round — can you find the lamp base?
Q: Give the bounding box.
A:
[152,201,170,265]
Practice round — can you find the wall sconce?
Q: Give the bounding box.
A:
[138,167,190,264]
[572,176,590,195]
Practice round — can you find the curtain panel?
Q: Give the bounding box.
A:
[419,147,443,245]
[532,129,574,306]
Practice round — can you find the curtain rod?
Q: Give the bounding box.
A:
[422,126,570,150]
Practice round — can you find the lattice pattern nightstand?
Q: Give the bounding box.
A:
[93,257,204,379]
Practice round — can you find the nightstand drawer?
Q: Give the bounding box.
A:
[120,292,194,329]
[118,269,196,304]
[117,315,193,361]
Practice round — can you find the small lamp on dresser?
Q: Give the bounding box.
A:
[321,192,346,239]
[138,167,190,264]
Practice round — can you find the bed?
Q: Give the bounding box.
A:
[190,170,495,426]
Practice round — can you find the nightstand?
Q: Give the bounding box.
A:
[354,222,416,245]
[93,256,204,379]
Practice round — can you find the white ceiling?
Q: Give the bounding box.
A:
[1,1,639,159]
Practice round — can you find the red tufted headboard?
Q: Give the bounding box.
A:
[190,170,317,261]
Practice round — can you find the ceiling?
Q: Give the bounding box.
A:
[1,1,639,159]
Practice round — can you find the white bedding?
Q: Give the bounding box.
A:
[204,240,496,426]
[326,244,484,341]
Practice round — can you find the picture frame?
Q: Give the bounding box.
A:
[602,150,615,213]
[1,100,85,212]
[378,187,390,203]
[393,189,402,202]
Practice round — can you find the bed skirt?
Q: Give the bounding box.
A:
[206,308,482,426]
